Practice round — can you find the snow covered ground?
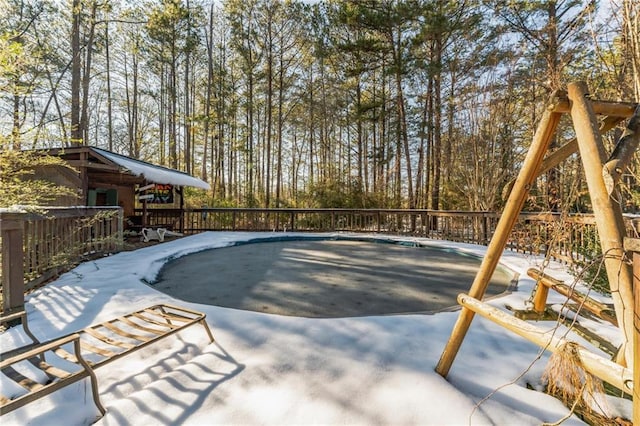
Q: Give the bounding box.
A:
[1,232,633,425]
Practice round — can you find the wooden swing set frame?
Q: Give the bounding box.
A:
[435,81,639,424]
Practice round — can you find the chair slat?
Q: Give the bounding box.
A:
[38,362,72,380]
[1,366,46,392]
[83,327,136,349]
[102,322,152,342]
[80,341,117,358]
[53,348,79,364]
[117,316,166,336]
[131,312,178,329]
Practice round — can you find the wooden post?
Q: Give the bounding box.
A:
[1,217,25,312]
[80,148,89,204]
[568,81,635,367]
[635,252,640,426]
[116,207,124,250]
[482,215,489,245]
[532,279,550,314]
[623,238,640,424]
[435,95,562,378]
[178,186,185,233]
[527,268,617,326]
[142,195,148,228]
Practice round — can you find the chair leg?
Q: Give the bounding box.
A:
[200,319,215,343]
[74,340,106,416]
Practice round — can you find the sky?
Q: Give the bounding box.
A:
[0,232,634,425]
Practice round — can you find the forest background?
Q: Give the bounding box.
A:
[1,0,639,212]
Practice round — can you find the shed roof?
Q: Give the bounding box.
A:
[45,147,211,190]
[94,148,210,190]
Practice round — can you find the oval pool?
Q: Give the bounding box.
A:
[153,237,516,318]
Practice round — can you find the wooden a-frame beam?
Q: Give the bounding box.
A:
[502,115,625,200]
[437,83,638,379]
[435,91,563,378]
[436,82,638,421]
[552,96,637,117]
[568,81,635,368]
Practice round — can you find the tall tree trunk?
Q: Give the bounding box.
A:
[415,94,428,209]
[444,64,457,188]
[426,75,432,209]
[320,56,329,184]
[394,100,402,209]
[265,13,273,208]
[391,29,413,209]
[230,102,237,201]
[276,42,285,207]
[396,80,413,208]
[184,53,191,174]
[623,0,640,101]
[248,53,255,204]
[184,0,192,175]
[380,66,388,202]
[105,21,113,151]
[545,1,561,211]
[71,0,81,145]
[430,37,442,211]
[132,53,139,157]
[203,3,215,184]
[370,70,377,196]
[309,71,315,186]
[124,48,139,158]
[169,43,178,169]
[80,1,97,146]
[124,54,132,153]
[12,92,20,150]
[356,76,364,196]
[217,36,227,198]
[159,63,166,165]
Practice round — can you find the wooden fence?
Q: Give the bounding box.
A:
[137,207,640,263]
[1,207,123,311]
[3,206,639,311]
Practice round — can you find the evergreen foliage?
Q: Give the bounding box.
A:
[0,0,637,211]
[0,148,77,207]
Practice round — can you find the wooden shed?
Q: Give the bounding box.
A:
[37,147,210,230]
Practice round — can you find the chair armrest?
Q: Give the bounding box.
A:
[0,334,80,367]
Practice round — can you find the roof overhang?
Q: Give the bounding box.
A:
[44,147,211,190]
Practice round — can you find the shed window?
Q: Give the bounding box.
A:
[88,188,118,206]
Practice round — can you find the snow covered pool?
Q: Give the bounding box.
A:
[153,236,516,317]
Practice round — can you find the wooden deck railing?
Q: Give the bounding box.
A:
[136,208,640,262]
[1,207,123,310]
[4,206,639,311]
[138,208,500,243]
